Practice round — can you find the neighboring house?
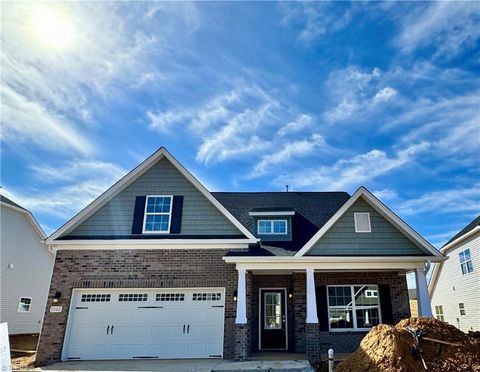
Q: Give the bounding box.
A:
[36,147,444,366]
[0,195,54,335]
[408,289,418,317]
[429,216,479,332]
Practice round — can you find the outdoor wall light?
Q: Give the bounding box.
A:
[52,291,62,303]
[233,290,238,302]
[288,291,293,299]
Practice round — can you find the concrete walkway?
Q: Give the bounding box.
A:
[21,357,314,372]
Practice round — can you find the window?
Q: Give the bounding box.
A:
[257,220,287,235]
[435,305,444,321]
[143,195,172,233]
[354,213,371,233]
[264,292,282,329]
[327,285,381,331]
[157,293,185,302]
[118,293,148,302]
[17,297,32,313]
[192,293,222,301]
[459,303,466,316]
[459,249,474,274]
[81,294,111,302]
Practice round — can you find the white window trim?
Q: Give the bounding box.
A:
[459,248,474,275]
[435,305,444,321]
[142,195,173,234]
[17,297,32,313]
[257,219,288,235]
[354,213,371,233]
[327,284,382,332]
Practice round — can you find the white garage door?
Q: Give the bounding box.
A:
[63,288,225,360]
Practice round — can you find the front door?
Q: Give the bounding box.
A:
[260,289,287,350]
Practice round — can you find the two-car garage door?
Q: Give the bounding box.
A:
[63,288,225,360]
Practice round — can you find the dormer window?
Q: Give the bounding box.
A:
[143,195,173,233]
[354,213,371,233]
[258,220,287,235]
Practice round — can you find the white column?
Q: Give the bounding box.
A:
[415,268,433,317]
[306,268,319,323]
[235,268,247,324]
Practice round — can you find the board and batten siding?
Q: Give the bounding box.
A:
[431,232,479,332]
[0,206,54,334]
[307,198,429,256]
[67,157,242,237]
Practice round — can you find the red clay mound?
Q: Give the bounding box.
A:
[335,317,480,372]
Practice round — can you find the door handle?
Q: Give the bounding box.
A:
[111,325,114,335]
[187,324,190,334]
[107,325,110,335]
[183,324,185,334]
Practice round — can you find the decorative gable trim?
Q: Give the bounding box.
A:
[46,147,257,244]
[295,186,444,258]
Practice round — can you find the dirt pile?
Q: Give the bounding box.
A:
[335,317,480,372]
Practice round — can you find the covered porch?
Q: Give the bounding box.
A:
[226,256,436,361]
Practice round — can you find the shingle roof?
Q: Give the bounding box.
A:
[0,194,28,212]
[443,215,480,247]
[212,191,350,252]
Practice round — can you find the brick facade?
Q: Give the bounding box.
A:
[36,249,239,366]
[36,250,410,366]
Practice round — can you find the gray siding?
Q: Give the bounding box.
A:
[0,205,54,334]
[67,157,242,237]
[431,232,479,332]
[307,198,428,256]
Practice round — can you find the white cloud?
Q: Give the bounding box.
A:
[372,188,399,201]
[373,87,397,104]
[274,142,429,190]
[279,3,355,46]
[276,114,312,137]
[394,2,480,59]
[396,184,480,216]
[250,134,325,177]
[3,159,126,220]
[1,86,93,155]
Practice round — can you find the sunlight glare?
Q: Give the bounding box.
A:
[32,8,74,49]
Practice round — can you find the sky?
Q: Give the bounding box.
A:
[1,1,479,251]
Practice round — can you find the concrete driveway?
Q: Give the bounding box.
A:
[21,357,313,372]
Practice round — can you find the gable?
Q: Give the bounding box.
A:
[306,197,430,256]
[65,157,244,238]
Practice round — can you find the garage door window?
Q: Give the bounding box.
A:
[156,293,185,301]
[81,294,111,302]
[119,293,148,302]
[193,293,222,301]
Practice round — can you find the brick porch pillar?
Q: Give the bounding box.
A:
[305,323,322,362]
[234,324,249,360]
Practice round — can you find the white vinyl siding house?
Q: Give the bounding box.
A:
[430,219,480,332]
[0,196,54,334]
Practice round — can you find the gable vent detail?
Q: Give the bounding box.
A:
[354,213,371,233]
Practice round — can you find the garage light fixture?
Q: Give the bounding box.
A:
[233,290,237,302]
[52,291,62,303]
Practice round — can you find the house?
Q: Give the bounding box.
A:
[35,147,445,365]
[0,195,54,335]
[408,289,418,317]
[429,216,479,332]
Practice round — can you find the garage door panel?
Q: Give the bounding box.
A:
[64,288,225,360]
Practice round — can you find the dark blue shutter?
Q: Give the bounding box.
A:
[379,284,393,324]
[131,196,146,234]
[316,286,329,331]
[170,196,183,234]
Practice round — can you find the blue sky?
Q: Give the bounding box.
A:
[1,1,479,249]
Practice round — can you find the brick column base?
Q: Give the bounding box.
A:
[305,323,321,363]
[234,324,249,360]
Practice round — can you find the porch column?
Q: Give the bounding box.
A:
[415,268,433,317]
[235,268,247,324]
[306,268,318,323]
